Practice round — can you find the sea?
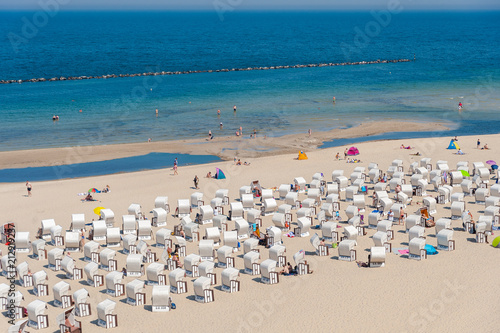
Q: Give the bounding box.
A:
[0,11,499,152]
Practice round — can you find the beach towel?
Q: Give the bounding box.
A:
[398,249,409,255]
[425,244,438,255]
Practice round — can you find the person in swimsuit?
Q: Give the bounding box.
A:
[26,181,32,197]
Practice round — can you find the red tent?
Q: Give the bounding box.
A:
[347,147,359,156]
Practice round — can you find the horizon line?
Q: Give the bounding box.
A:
[1,8,499,12]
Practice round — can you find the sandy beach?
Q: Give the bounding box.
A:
[0,120,449,169]
[1,132,499,333]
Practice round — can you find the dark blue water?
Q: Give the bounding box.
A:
[0,152,221,182]
[0,11,499,151]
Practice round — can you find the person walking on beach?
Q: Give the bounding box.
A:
[344,148,348,160]
[173,158,178,175]
[193,175,199,189]
[26,181,32,197]
[308,129,312,137]
[477,139,481,149]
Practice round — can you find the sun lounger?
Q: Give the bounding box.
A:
[260,259,279,284]
[310,233,328,256]
[126,254,144,277]
[97,299,117,328]
[343,225,358,241]
[423,197,437,215]
[279,184,290,199]
[26,300,48,330]
[169,268,188,294]
[321,221,338,242]
[338,239,357,261]
[155,229,172,249]
[229,202,244,221]
[155,196,169,213]
[152,208,167,227]
[267,227,282,247]
[241,194,254,211]
[369,247,386,267]
[377,220,394,240]
[262,198,277,216]
[137,220,152,241]
[100,248,116,271]
[53,281,71,308]
[409,237,427,260]
[475,188,489,204]
[221,267,240,293]
[243,251,260,275]
[105,271,124,297]
[84,262,101,287]
[126,279,145,306]
[184,254,201,277]
[122,215,136,235]
[92,220,107,241]
[146,263,166,286]
[213,215,228,232]
[48,248,63,271]
[194,276,214,303]
[191,192,204,208]
[14,232,30,253]
[49,225,63,246]
[128,204,142,220]
[32,271,47,296]
[198,239,215,261]
[70,214,85,232]
[151,285,171,312]
[100,209,115,227]
[296,217,311,237]
[269,245,286,267]
[437,229,455,251]
[223,231,238,250]
[176,199,191,218]
[105,227,121,247]
[345,205,359,220]
[235,218,250,239]
[217,246,234,268]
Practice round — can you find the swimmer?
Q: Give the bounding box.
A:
[79,109,82,113]
[220,122,223,130]
[217,109,221,116]
[155,109,158,116]
[333,96,336,103]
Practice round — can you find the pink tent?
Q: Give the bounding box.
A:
[347,147,359,156]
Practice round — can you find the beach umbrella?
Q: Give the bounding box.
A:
[93,206,105,215]
[492,236,500,248]
[460,170,470,177]
[486,160,497,165]
[88,188,100,193]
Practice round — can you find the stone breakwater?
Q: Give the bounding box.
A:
[0,58,413,84]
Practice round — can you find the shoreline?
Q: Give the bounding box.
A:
[0,120,450,170]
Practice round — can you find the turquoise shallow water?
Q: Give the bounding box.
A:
[0,11,499,151]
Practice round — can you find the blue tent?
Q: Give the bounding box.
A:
[215,168,226,179]
[447,140,460,150]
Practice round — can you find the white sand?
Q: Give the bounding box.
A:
[0,133,499,333]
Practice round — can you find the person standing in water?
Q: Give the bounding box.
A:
[217,109,221,116]
[333,96,336,103]
[233,105,237,112]
[155,109,158,117]
[220,122,223,130]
